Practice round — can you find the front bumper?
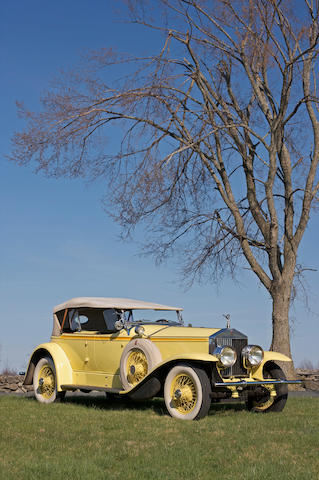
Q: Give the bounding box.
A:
[213,379,302,387]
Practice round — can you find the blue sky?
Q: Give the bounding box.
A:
[1,0,318,371]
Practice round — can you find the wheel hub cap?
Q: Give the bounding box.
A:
[174,389,182,399]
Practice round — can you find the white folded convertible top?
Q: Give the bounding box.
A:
[53,297,183,313]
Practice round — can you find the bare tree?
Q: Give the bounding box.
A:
[10,0,319,377]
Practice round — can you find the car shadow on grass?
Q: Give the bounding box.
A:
[25,392,247,417]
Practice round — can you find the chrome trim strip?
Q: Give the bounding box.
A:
[213,379,302,387]
[210,328,229,338]
[209,328,248,339]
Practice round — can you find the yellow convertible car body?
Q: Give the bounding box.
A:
[24,297,300,420]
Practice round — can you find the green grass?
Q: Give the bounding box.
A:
[0,395,318,480]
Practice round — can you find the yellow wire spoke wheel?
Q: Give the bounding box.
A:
[170,373,197,414]
[164,364,211,420]
[120,339,162,390]
[246,362,288,413]
[252,395,275,411]
[126,349,148,386]
[38,364,56,399]
[33,356,60,404]
[250,384,276,411]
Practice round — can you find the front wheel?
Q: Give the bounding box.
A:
[33,357,65,404]
[246,361,288,413]
[164,364,211,420]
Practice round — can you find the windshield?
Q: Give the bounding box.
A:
[124,309,182,325]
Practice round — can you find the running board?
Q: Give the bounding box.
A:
[213,379,302,387]
[61,384,123,394]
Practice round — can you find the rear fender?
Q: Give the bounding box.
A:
[23,343,73,391]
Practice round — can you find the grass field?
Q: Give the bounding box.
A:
[0,394,318,480]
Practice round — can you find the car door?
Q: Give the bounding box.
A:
[93,309,129,389]
[59,309,96,384]
[57,309,93,373]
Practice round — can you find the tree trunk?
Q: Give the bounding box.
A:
[270,285,296,379]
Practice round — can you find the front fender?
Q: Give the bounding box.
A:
[263,351,291,363]
[156,352,219,365]
[252,350,292,379]
[24,343,73,391]
[120,352,218,395]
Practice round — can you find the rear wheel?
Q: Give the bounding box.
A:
[246,362,288,413]
[164,364,211,420]
[33,357,65,404]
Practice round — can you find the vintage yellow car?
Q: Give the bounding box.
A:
[23,297,300,420]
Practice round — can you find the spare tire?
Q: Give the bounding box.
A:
[120,338,162,390]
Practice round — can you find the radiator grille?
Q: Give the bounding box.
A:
[210,329,248,377]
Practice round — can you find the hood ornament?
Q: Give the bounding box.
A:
[223,313,231,329]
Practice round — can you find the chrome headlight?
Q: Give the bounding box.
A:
[213,345,237,368]
[135,325,145,336]
[242,345,264,367]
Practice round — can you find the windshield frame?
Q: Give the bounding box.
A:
[119,308,183,326]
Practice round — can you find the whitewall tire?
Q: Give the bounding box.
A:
[33,356,65,404]
[164,364,211,420]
